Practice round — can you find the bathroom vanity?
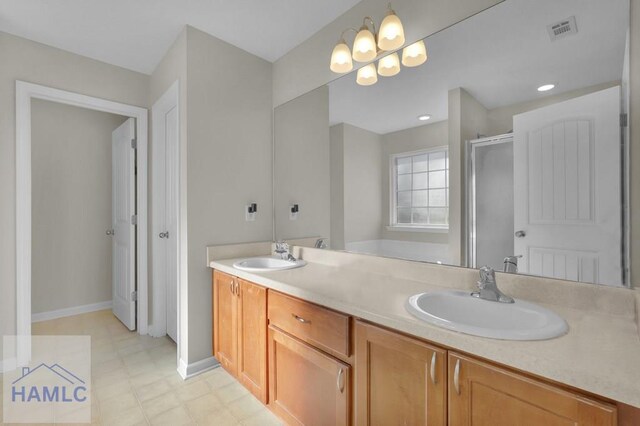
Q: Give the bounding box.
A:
[209,247,640,426]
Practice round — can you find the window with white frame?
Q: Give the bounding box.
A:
[391,148,449,229]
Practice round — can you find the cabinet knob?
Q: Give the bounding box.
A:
[336,367,345,393]
[454,359,461,395]
[292,313,311,324]
[430,352,437,385]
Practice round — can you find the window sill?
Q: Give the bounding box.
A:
[386,225,449,234]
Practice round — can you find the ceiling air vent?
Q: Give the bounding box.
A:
[547,16,578,41]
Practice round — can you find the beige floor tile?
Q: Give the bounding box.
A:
[100,391,139,421]
[227,394,265,421]
[95,379,132,403]
[240,409,284,426]
[148,405,193,425]
[213,382,250,405]
[102,405,147,426]
[141,391,182,419]
[134,378,172,403]
[176,379,210,402]
[203,368,236,390]
[184,393,224,421]
[197,408,241,426]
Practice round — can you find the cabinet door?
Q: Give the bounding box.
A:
[238,279,267,403]
[354,321,446,426]
[448,352,617,426]
[268,326,350,426]
[212,270,238,376]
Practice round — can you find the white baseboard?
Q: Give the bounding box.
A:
[177,356,220,380]
[31,300,112,323]
[0,358,17,373]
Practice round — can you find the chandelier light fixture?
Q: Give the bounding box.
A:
[329,3,427,86]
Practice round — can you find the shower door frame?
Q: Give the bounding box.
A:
[465,133,514,269]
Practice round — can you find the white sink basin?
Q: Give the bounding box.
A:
[406,290,568,340]
[233,256,307,272]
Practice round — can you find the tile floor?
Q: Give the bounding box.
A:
[2,310,282,425]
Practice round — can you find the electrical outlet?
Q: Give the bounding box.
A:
[245,204,257,222]
[289,204,299,221]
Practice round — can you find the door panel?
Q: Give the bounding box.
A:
[164,105,179,341]
[354,321,446,426]
[513,86,622,285]
[213,271,238,375]
[238,279,267,403]
[448,352,617,426]
[268,326,350,426]
[111,118,136,330]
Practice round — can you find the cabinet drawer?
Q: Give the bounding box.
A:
[268,291,350,358]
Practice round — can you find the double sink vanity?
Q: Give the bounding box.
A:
[208,243,640,425]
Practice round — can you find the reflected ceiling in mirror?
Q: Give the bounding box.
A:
[274,0,631,288]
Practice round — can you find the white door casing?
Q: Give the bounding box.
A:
[151,82,179,341]
[112,118,137,329]
[513,87,622,286]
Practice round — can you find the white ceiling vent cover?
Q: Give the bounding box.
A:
[547,16,578,41]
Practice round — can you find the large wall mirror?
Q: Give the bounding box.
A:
[274,0,631,287]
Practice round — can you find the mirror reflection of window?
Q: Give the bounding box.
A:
[392,148,449,229]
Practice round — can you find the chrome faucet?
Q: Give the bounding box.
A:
[314,238,328,249]
[472,266,514,303]
[274,241,297,262]
[503,255,522,273]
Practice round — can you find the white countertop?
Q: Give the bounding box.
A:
[209,251,640,408]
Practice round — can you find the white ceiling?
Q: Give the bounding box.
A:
[329,0,629,134]
[0,0,361,74]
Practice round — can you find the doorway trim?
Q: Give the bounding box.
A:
[15,80,149,364]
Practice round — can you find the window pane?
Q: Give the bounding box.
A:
[413,154,428,173]
[429,208,448,225]
[429,151,446,170]
[397,174,411,191]
[412,208,429,224]
[412,172,428,190]
[397,157,411,174]
[429,189,447,207]
[429,170,446,188]
[397,208,411,223]
[397,191,411,207]
[412,190,428,207]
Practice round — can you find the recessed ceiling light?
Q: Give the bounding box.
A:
[418,114,431,121]
[537,84,555,92]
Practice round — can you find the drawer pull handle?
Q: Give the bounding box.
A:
[229,282,234,294]
[292,314,311,324]
[337,367,345,393]
[430,352,437,385]
[454,359,461,395]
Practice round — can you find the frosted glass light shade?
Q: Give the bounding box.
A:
[356,63,378,86]
[377,52,400,77]
[402,40,427,67]
[330,40,353,73]
[353,27,377,62]
[378,12,405,51]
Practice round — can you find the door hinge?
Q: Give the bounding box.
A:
[131,138,137,149]
[131,291,137,301]
[620,113,628,128]
[131,214,138,225]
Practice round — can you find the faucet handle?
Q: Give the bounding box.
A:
[479,266,496,285]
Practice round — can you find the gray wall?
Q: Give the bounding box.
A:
[381,120,450,244]
[31,99,127,314]
[330,123,383,248]
[0,31,149,360]
[274,86,330,242]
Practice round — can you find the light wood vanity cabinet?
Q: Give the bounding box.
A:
[212,271,629,426]
[212,271,267,403]
[448,352,617,426]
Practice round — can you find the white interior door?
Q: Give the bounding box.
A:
[112,118,137,329]
[152,84,179,341]
[513,87,622,285]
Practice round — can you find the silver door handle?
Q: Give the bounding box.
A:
[106,229,115,236]
[515,230,526,238]
[430,352,437,385]
[159,231,169,239]
[454,359,461,395]
[336,367,345,393]
[292,314,311,324]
